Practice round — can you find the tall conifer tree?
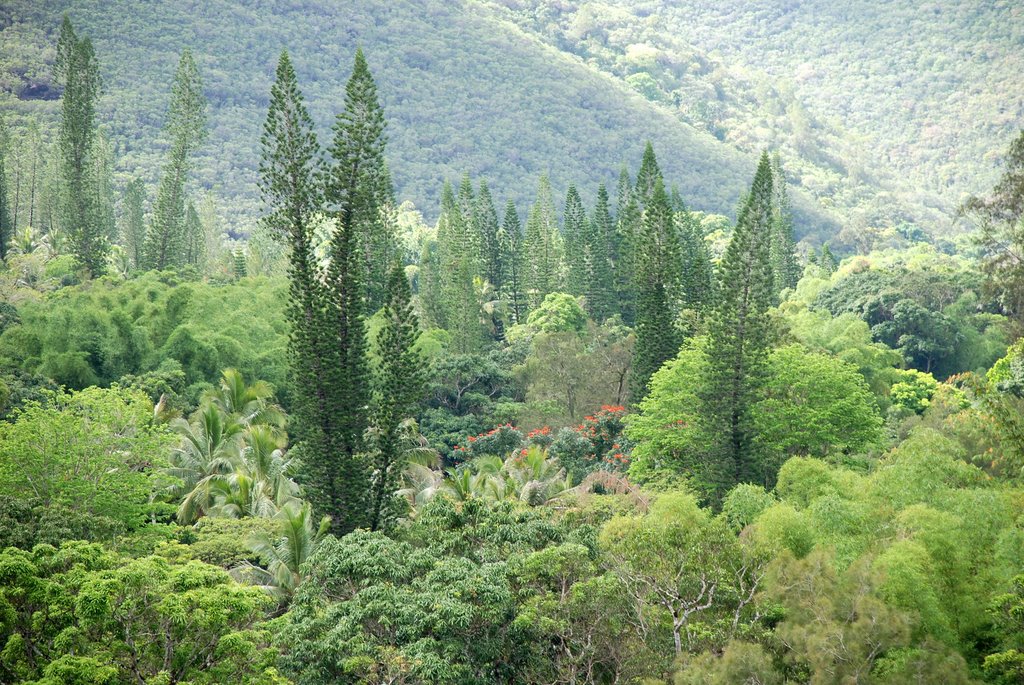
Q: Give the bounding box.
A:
[585,183,615,321]
[368,265,425,532]
[476,179,502,294]
[701,152,776,495]
[55,17,107,276]
[523,174,563,308]
[258,51,340,527]
[500,200,527,324]
[634,141,662,209]
[769,153,800,298]
[563,184,588,296]
[436,182,482,353]
[677,203,713,310]
[121,178,146,269]
[615,165,641,324]
[145,48,206,270]
[319,48,399,532]
[631,178,683,402]
[0,118,11,263]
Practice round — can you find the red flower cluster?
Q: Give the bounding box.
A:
[526,426,552,438]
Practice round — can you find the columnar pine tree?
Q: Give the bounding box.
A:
[364,160,400,311]
[436,182,482,352]
[615,165,641,324]
[144,48,207,270]
[54,17,107,276]
[121,178,146,269]
[562,184,588,297]
[701,152,776,496]
[634,141,662,209]
[0,117,11,262]
[476,179,502,294]
[368,265,426,532]
[259,51,344,533]
[458,172,483,275]
[820,243,839,274]
[523,174,564,308]
[585,183,616,321]
[631,178,683,402]
[93,132,116,243]
[183,201,204,268]
[500,200,527,324]
[769,153,800,298]
[319,48,399,533]
[677,203,713,310]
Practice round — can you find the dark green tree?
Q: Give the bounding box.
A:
[631,178,682,402]
[500,200,527,324]
[144,49,207,270]
[615,165,641,324]
[677,203,713,310]
[319,48,397,533]
[769,153,800,298]
[0,117,11,262]
[585,182,616,321]
[634,141,662,209]
[54,17,107,276]
[182,201,204,268]
[524,174,564,308]
[458,172,482,275]
[562,184,588,297]
[820,243,838,274]
[476,179,502,294]
[436,181,482,352]
[368,265,426,532]
[258,51,359,538]
[121,178,146,269]
[701,152,776,495]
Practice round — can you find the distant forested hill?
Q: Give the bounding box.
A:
[495,0,1024,234]
[3,0,1019,241]
[3,0,835,237]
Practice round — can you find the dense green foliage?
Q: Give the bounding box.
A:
[2,6,1024,685]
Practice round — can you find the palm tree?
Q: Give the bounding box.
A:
[166,403,244,523]
[502,446,578,505]
[204,368,285,429]
[208,424,301,519]
[234,500,330,601]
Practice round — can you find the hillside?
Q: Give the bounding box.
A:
[0,0,836,238]
[495,0,1024,233]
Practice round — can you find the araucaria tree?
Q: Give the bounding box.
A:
[257,51,336,529]
[524,174,564,308]
[368,265,425,531]
[563,184,588,297]
[55,17,107,276]
[319,47,393,533]
[769,153,800,299]
[121,178,147,269]
[434,181,482,352]
[585,182,616,321]
[701,152,776,495]
[631,177,683,402]
[477,180,502,296]
[144,48,207,269]
[0,117,11,262]
[500,200,527,324]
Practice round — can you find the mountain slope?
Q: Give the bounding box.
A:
[493,0,1024,233]
[0,0,840,237]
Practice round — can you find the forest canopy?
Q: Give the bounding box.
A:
[0,5,1023,685]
